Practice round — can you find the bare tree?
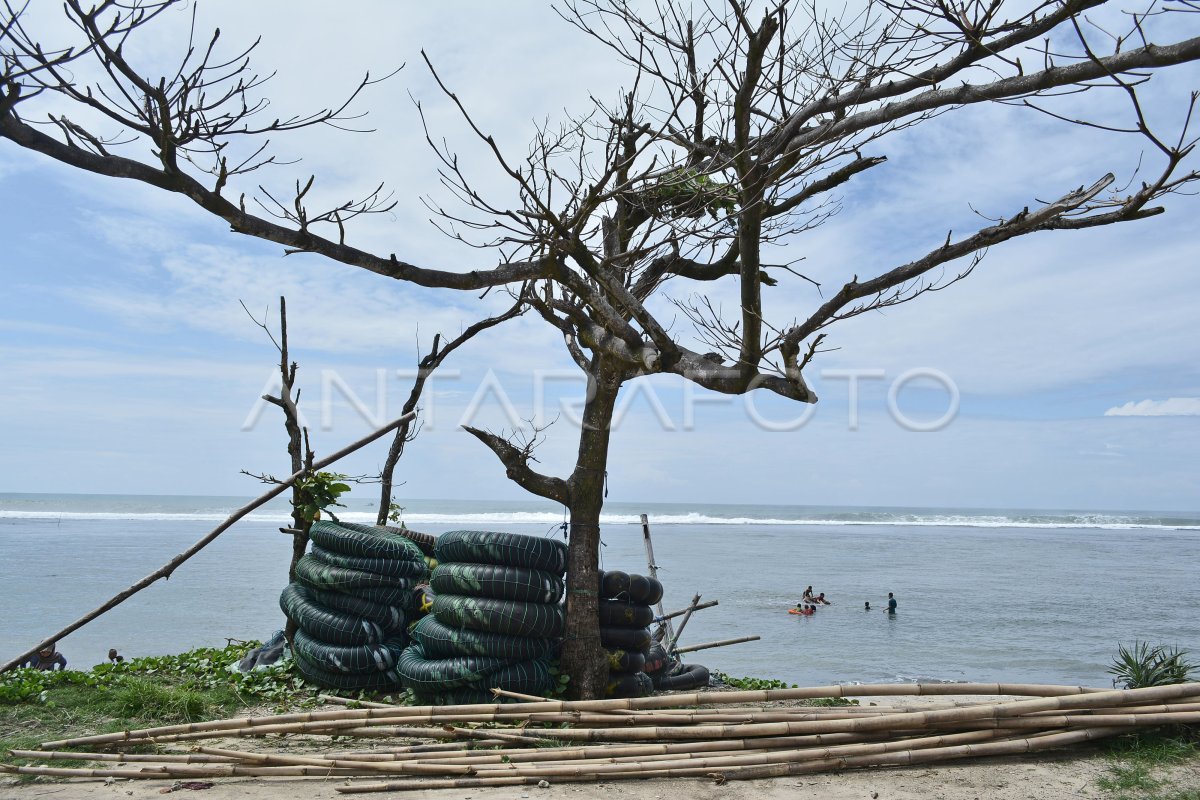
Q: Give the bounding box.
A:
[241,298,311,583]
[3,0,1200,697]
[374,302,524,527]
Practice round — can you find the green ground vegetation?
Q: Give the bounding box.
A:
[0,642,320,772]
[709,671,858,705]
[1110,642,1199,690]
[1099,731,1200,800]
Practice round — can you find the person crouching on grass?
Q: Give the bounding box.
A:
[20,642,67,671]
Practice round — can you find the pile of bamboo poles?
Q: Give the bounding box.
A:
[3,682,1198,792]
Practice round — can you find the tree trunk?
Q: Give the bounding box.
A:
[275,298,310,646]
[560,360,624,700]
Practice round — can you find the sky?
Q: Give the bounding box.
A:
[1,0,1199,512]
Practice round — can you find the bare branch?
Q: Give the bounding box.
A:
[461,424,570,505]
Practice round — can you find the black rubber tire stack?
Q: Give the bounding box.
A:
[279,521,429,691]
[643,634,712,692]
[598,569,662,698]
[395,530,567,704]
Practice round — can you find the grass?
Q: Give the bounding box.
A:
[1098,731,1200,800]
[0,642,322,780]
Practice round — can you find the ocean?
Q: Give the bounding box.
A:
[1,493,1197,688]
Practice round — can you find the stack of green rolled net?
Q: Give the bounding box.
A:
[279,521,428,691]
[396,529,567,704]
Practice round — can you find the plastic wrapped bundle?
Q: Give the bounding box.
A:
[280,522,430,691]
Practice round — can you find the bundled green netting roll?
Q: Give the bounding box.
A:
[605,647,647,674]
[598,600,654,628]
[393,643,512,691]
[409,615,555,661]
[293,583,408,631]
[310,545,428,579]
[384,524,438,558]
[293,647,404,691]
[295,553,410,593]
[466,658,552,695]
[435,529,567,573]
[294,570,415,611]
[279,584,385,646]
[432,593,565,639]
[599,625,651,652]
[308,521,426,561]
[292,630,406,675]
[430,562,565,604]
[606,670,654,698]
[408,659,553,704]
[337,521,436,558]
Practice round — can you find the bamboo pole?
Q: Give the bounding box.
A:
[193,746,477,775]
[185,728,1008,782]
[1,763,357,779]
[13,692,1195,790]
[9,749,237,764]
[675,635,761,654]
[712,725,1130,782]
[333,731,892,766]
[464,728,1014,778]
[201,700,1195,753]
[436,683,1200,744]
[932,711,1200,729]
[333,728,1131,793]
[142,723,482,745]
[1,410,418,674]
[658,599,719,621]
[37,682,1133,749]
[641,513,676,645]
[665,593,702,654]
[336,740,511,757]
[319,695,401,709]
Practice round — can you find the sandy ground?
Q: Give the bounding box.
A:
[3,696,1197,800]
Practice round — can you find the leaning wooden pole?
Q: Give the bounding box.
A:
[665,593,702,655]
[676,635,762,654]
[657,600,719,621]
[0,411,417,674]
[641,513,675,644]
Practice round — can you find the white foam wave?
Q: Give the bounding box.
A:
[0,510,292,523]
[1,508,1196,530]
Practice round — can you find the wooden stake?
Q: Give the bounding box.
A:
[641,513,675,644]
[665,593,702,654]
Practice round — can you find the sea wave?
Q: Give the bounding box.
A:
[1,509,1197,530]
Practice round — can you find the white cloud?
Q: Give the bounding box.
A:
[1104,398,1200,417]
[4,1,1200,509]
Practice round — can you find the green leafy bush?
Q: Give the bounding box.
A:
[1109,642,1198,689]
[294,471,352,522]
[1,641,312,708]
[710,670,796,690]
